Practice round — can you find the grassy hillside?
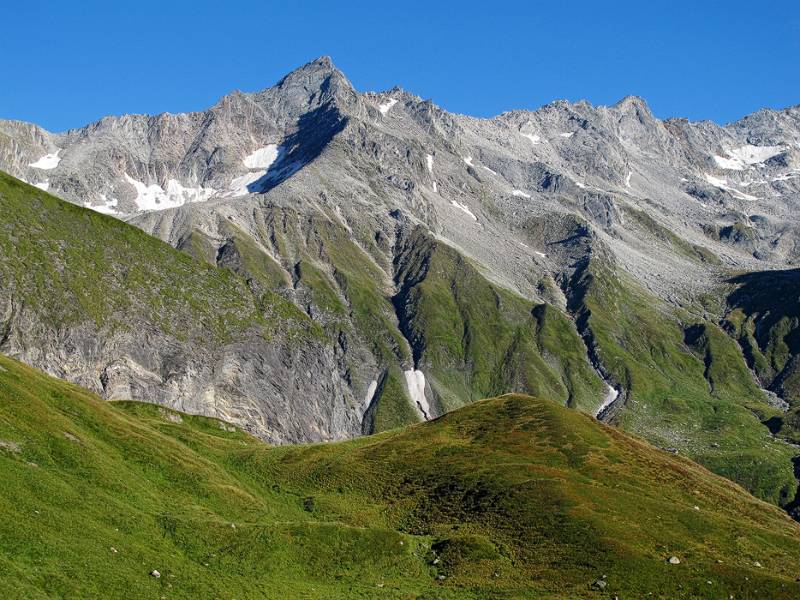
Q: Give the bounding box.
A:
[567,257,799,506]
[724,269,800,405]
[394,227,605,414]
[2,355,800,599]
[0,171,318,346]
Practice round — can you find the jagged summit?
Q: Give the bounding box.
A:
[270,55,355,99]
[276,55,338,80]
[612,94,653,115]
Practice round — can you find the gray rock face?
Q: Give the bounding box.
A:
[0,213,363,445]
[1,56,800,445]
[2,58,798,300]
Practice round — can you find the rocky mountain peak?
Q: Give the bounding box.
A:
[612,95,653,119]
[265,55,356,108]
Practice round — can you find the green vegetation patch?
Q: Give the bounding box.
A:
[569,256,798,506]
[2,355,800,598]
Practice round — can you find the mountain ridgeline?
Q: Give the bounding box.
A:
[2,57,800,516]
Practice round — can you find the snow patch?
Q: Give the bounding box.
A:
[730,144,783,164]
[512,189,531,198]
[378,98,397,115]
[225,144,290,197]
[705,174,728,187]
[228,171,267,197]
[575,181,586,189]
[704,173,759,201]
[363,380,378,411]
[535,251,546,258]
[426,154,434,173]
[713,155,745,170]
[29,150,61,170]
[84,194,119,215]
[559,132,575,138]
[625,171,632,187]
[165,179,217,204]
[33,181,49,191]
[451,200,477,220]
[432,181,438,193]
[463,156,474,167]
[521,132,541,145]
[243,145,279,169]
[714,144,783,170]
[124,174,216,211]
[224,144,286,197]
[482,165,497,175]
[596,384,619,418]
[404,369,431,420]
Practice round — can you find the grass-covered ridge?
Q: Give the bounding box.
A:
[0,171,317,344]
[2,354,800,599]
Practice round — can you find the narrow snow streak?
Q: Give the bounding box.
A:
[404,369,431,420]
[704,173,759,201]
[363,380,378,411]
[559,132,575,138]
[595,384,619,418]
[512,189,531,198]
[451,200,477,220]
[772,172,799,182]
[29,151,61,170]
[625,171,632,187]
[426,154,436,193]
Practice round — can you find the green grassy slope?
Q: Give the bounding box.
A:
[212,205,608,431]
[0,171,317,346]
[2,354,800,599]
[394,227,605,415]
[724,269,800,405]
[568,257,798,506]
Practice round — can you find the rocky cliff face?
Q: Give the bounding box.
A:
[2,57,800,507]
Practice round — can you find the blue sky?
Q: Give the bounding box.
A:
[3,0,798,131]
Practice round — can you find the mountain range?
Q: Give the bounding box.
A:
[2,56,800,519]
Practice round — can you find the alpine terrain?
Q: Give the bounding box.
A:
[2,56,800,524]
[1,354,800,598]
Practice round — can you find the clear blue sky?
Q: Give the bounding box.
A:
[3,0,798,132]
